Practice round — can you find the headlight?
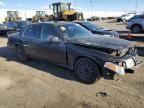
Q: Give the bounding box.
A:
[104,62,125,75]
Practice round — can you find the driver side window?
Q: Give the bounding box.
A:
[41,24,59,40]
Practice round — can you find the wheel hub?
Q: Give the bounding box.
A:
[78,62,94,80]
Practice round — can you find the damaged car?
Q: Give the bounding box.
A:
[7,22,142,84]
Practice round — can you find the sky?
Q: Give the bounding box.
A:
[0,0,144,12]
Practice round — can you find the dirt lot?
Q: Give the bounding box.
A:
[0,20,144,108]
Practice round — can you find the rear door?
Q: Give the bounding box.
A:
[22,24,41,57]
[37,24,67,65]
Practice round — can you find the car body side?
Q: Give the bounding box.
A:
[126,14,144,31]
[7,25,112,68]
[7,22,141,79]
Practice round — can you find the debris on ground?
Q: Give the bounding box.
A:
[96,92,111,97]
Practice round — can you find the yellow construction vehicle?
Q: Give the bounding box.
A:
[4,11,21,23]
[32,11,54,22]
[52,2,83,21]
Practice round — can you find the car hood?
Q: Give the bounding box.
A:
[69,35,133,51]
[91,28,118,36]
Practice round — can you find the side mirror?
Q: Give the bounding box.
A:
[49,36,61,43]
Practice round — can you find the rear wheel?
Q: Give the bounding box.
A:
[74,58,100,84]
[131,25,142,33]
[16,46,28,62]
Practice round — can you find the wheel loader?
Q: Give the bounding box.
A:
[52,2,83,21]
[4,11,21,23]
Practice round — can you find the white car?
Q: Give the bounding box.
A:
[117,13,135,22]
[126,14,144,33]
[122,13,135,22]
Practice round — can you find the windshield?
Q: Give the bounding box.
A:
[81,22,102,30]
[131,15,143,19]
[58,23,92,39]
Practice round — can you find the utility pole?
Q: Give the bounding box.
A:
[89,0,93,17]
[75,0,77,10]
[135,1,138,13]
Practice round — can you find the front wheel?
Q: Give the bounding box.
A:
[74,58,100,84]
[16,46,28,62]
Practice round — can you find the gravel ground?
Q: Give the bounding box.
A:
[0,20,144,108]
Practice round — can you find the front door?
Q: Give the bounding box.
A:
[37,24,66,65]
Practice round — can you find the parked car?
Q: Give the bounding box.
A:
[75,21,119,38]
[7,22,142,84]
[6,21,30,35]
[117,14,126,22]
[87,16,102,21]
[117,13,135,22]
[126,14,144,33]
[0,24,7,34]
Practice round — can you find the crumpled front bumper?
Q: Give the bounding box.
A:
[103,54,143,80]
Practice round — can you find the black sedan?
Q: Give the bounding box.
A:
[7,22,142,84]
[6,21,30,35]
[75,21,119,38]
[0,24,7,34]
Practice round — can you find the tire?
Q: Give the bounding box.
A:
[117,19,121,22]
[74,58,100,84]
[16,46,28,62]
[131,25,142,33]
